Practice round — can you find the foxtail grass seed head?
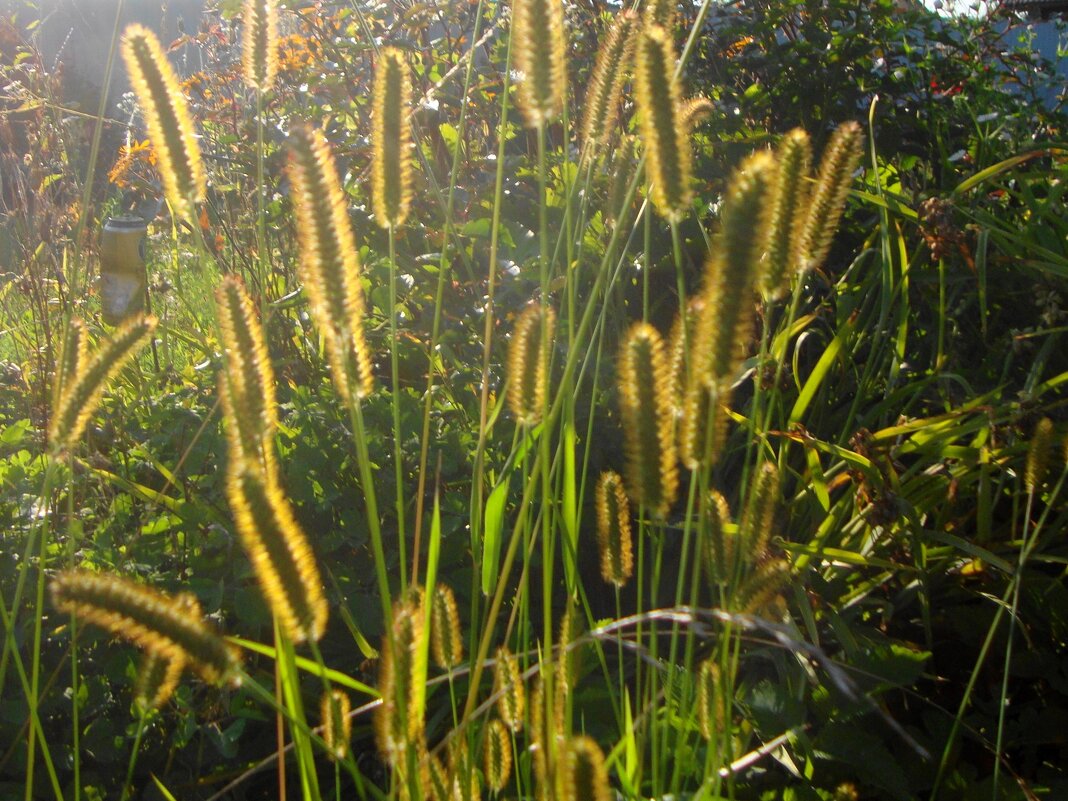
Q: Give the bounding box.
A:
[557,736,612,801]
[372,47,414,228]
[216,276,278,471]
[374,595,425,763]
[606,134,637,226]
[226,463,328,643]
[580,10,638,157]
[635,25,692,222]
[702,489,734,586]
[678,380,728,471]
[696,658,723,740]
[50,315,157,452]
[427,752,450,801]
[797,121,863,274]
[680,95,714,128]
[739,462,779,562]
[321,689,353,761]
[512,0,567,128]
[618,322,679,519]
[737,558,791,615]
[644,0,675,29]
[508,303,555,426]
[483,718,513,793]
[134,649,185,711]
[595,471,633,586]
[447,738,481,801]
[1026,417,1055,493]
[242,0,278,92]
[762,128,812,299]
[493,646,524,731]
[430,583,464,669]
[122,24,205,221]
[287,125,374,400]
[51,570,241,684]
[56,317,88,402]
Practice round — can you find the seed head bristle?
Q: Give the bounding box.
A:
[430,583,464,669]
[762,128,812,299]
[50,570,241,684]
[122,24,205,220]
[321,689,352,761]
[483,718,513,793]
[595,471,633,587]
[635,25,692,222]
[557,736,612,801]
[696,658,723,740]
[56,317,88,403]
[374,595,425,763]
[287,125,374,400]
[739,462,779,562]
[50,315,157,452]
[644,0,675,29]
[493,646,525,731]
[580,10,638,158]
[1026,417,1055,493]
[242,0,278,92]
[372,47,414,228]
[618,322,678,519]
[701,489,735,586]
[508,303,555,426]
[797,121,863,274]
[512,0,567,127]
[226,462,328,643]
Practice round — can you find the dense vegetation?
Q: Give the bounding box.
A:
[1,0,1067,799]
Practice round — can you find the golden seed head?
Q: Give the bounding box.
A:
[122,24,205,220]
[644,0,676,29]
[739,461,779,562]
[226,462,328,643]
[134,649,186,711]
[618,322,678,519]
[374,595,425,763]
[680,95,714,128]
[595,471,633,587]
[321,689,353,761]
[762,128,812,299]
[430,583,464,669]
[634,25,692,222]
[1026,417,1055,492]
[55,317,88,405]
[512,0,567,127]
[287,125,374,400]
[493,646,525,731]
[702,489,734,586]
[557,736,612,801]
[50,315,157,452]
[580,10,638,157]
[508,303,555,426]
[696,658,723,740]
[372,47,414,228]
[678,380,729,471]
[606,134,637,226]
[483,718,513,793]
[242,0,278,92]
[50,570,241,684]
[797,121,863,274]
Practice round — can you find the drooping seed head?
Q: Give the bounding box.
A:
[372,47,414,228]
[1026,417,1055,493]
[226,462,328,643]
[50,570,242,684]
[595,471,633,587]
[580,10,638,158]
[50,315,157,452]
[679,95,714,128]
[797,121,863,275]
[321,689,353,761]
[287,125,374,400]
[493,646,525,731]
[618,322,679,519]
[512,0,567,128]
[483,718,513,793]
[134,649,186,711]
[122,24,205,221]
[430,582,464,669]
[508,303,555,426]
[762,128,812,299]
[738,461,779,563]
[696,658,724,740]
[635,25,692,222]
[557,736,612,801]
[242,0,279,92]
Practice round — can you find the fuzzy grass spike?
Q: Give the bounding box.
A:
[512,0,567,127]
[508,303,555,426]
[372,47,414,228]
[595,471,633,586]
[580,11,638,157]
[242,0,278,92]
[762,128,812,298]
[797,121,863,274]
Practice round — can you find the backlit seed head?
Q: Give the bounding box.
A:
[512,0,567,127]
[287,125,374,400]
[595,471,633,587]
[739,462,779,562]
[580,10,638,158]
[242,0,278,92]
[50,570,241,684]
[226,463,328,643]
[493,646,524,731]
[797,121,863,275]
[678,380,729,471]
[134,649,186,711]
[557,736,611,801]
[122,24,205,220]
[55,317,88,405]
[635,26,692,222]
[321,689,352,761]
[680,95,714,128]
[762,128,812,299]
[668,296,703,406]
[618,322,678,519]
[1026,417,1055,493]
[372,47,414,228]
[605,134,637,226]
[374,595,425,763]
[702,489,735,586]
[50,315,157,452]
[430,583,464,669]
[483,718,513,793]
[508,303,555,426]
[737,558,791,615]
[644,0,675,29]
[696,658,723,740]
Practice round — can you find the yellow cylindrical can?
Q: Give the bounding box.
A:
[99,215,148,325]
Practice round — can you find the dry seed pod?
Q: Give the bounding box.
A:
[321,689,352,760]
[512,0,567,127]
[595,471,633,587]
[678,380,728,471]
[738,462,779,563]
[483,718,513,793]
[1026,417,1055,493]
[508,303,555,426]
[50,571,241,684]
[372,47,414,228]
[797,121,863,275]
[430,583,464,669]
[493,646,525,731]
[226,463,328,643]
[557,736,612,801]
[737,558,791,615]
[635,25,692,222]
[50,315,157,452]
[618,322,678,519]
[580,10,638,158]
[374,595,425,763]
[242,0,278,92]
[701,489,734,586]
[122,25,205,220]
[762,128,812,299]
[287,125,374,400]
[696,657,723,740]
